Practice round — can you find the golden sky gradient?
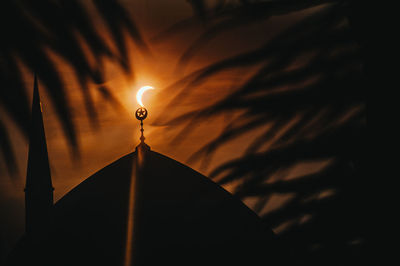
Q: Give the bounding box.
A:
[0,0,330,256]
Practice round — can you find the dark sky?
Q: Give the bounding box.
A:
[0,0,332,259]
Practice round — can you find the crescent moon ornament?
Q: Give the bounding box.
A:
[135,107,148,121]
[136,86,154,107]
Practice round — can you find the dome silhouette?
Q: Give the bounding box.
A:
[7,145,279,265]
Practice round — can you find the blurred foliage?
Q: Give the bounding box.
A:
[0,0,371,264]
[0,0,147,174]
[158,0,369,265]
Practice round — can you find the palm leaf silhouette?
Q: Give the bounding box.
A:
[0,0,370,263]
[0,0,148,174]
[157,1,368,264]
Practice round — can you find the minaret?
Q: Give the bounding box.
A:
[24,74,54,235]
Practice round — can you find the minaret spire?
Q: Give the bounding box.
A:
[25,74,54,235]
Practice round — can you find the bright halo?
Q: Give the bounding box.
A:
[136,86,154,107]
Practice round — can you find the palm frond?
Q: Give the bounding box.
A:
[0,0,148,174]
[159,1,368,264]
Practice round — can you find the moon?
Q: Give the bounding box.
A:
[136,86,154,107]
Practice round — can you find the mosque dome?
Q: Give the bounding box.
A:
[7,145,279,266]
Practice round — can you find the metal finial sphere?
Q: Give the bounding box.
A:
[135,107,148,121]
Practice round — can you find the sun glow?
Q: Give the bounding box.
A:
[136,86,154,107]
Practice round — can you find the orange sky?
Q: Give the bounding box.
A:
[0,1,330,257]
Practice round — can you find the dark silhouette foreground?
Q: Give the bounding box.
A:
[7,145,280,266]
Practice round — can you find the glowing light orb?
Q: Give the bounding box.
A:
[136,86,154,107]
